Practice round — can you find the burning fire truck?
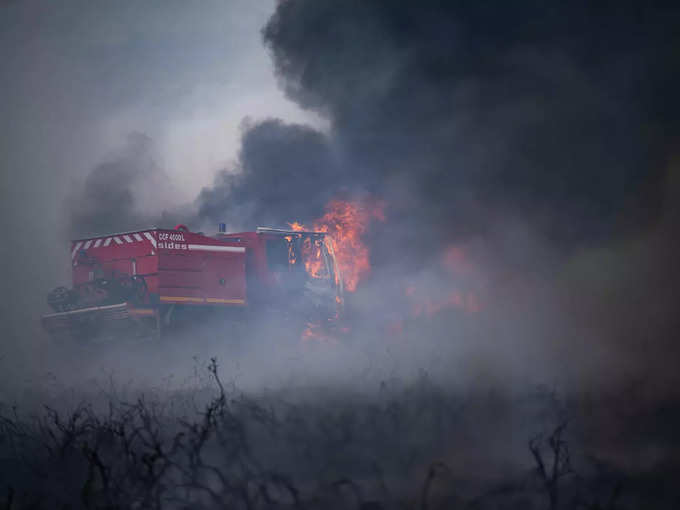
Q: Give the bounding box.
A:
[42,224,344,342]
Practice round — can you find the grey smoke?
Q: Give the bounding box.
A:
[58,1,680,392]
[2,0,679,398]
[68,133,193,238]
[197,119,342,230]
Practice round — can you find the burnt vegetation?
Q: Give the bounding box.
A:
[1,360,678,510]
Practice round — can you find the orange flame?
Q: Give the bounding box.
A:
[390,244,482,335]
[290,199,385,292]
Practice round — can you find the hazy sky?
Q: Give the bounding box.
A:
[1,0,321,198]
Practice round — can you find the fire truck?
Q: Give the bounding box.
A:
[42,225,343,342]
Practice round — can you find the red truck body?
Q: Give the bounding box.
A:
[43,226,342,340]
[70,228,247,307]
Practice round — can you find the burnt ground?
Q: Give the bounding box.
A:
[1,330,679,510]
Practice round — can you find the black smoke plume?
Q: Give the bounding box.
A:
[198,119,342,230]
[251,1,680,252]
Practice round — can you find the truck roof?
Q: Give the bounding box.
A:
[71,227,160,242]
[71,225,327,243]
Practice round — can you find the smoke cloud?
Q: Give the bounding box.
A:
[191,0,680,391]
[261,1,679,247]
[197,119,341,230]
[4,0,674,394]
[68,133,193,238]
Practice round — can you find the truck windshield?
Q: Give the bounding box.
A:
[298,236,331,280]
[266,238,290,270]
[266,235,333,282]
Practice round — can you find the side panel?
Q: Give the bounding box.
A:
[156,230,246,306]
[70,229,246,307]
[218,233,273,300]
[201,252,246,304]
[71,231,158,298]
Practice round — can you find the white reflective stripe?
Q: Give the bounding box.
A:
[103,237,112,247]
[83,240,92,249]
[71,241,83,259]
[133,233,143,241]
[113,237,123,245]
[187,244,245,253]
[143,232,157,248]
[93,239,102,248]
[42,303,127,319]
[123,235,133,243]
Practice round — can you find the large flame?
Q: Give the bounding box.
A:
[290,199,385,292]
